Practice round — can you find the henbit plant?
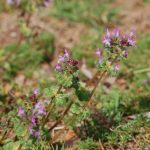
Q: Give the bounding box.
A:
[1,28,136,148]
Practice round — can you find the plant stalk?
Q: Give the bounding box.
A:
[41,85,62,128]
[48,100,74,132]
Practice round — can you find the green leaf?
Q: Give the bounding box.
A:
[3,141,21,150]
[12,118,27,138]
[55,93,69,106]
[70,103,81,115]
[76,87,90,101]
[44,86,58,97]
[56,72,73,87]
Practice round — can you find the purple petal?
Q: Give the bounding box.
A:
[38,108,47,115]
[34,129,40,138]
[35,102,41,109]
[64,49,69,58]
[127,37,136,47]
[114,64,120,71]
[103,29,112,46]
[113,29,120,38]
[31,115,38,126]
[103,37,111,46]
[29,125,33,134]
[96,48,103,64]
[33,88,39,96]
[18,107,26,117]
[55,63,62,71]
[106,29,111,38]
[57,55,65,63]
[29,126,40,139]
[129,31,136,38]
[96,48,101,55]
[34,101,46,116]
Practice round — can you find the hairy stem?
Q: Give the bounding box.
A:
[89,71,106,101]
[84,71,106,109]
[48,100,74,132]
[41,85,62,128]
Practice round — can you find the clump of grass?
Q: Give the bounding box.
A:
[107,116,150,147]
[1,42,43,80]
[77,138,98,150]
[51,0,120,28]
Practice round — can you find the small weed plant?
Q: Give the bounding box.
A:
[0,28,137,149]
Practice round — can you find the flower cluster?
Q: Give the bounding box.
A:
[6,0,51,7]
[55,50,78,72]
[17,89,47,139]
[96,28,136,75]
[102,29,136,48]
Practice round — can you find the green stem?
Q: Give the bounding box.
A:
[48,100,74,132]
[89,71,106,101]
[41,85,62,128]
[80,70,106,111]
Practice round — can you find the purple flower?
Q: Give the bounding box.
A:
[114,64,120,71]
[18,107,26,117]
[34,101,46,116]
[34,129,40,138]
[103,29,111,46]
[64,49,69,58]
[96,48,103,64]
[127,36,136,47]
[126,31,136,47]
[57,55,65,63]
[106,29,111,38]
[29,125,33,134]
[29,126,40,139]
[31,115,38,126]
[96,48,101,55]
[129,31,136,38]
[113,29,120,38]
[57,50,70,64]
[103,37,111,46]
[55,63,62,71]
[38,108,47,115]
[33,88,39,96]
[55,50,72,70]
